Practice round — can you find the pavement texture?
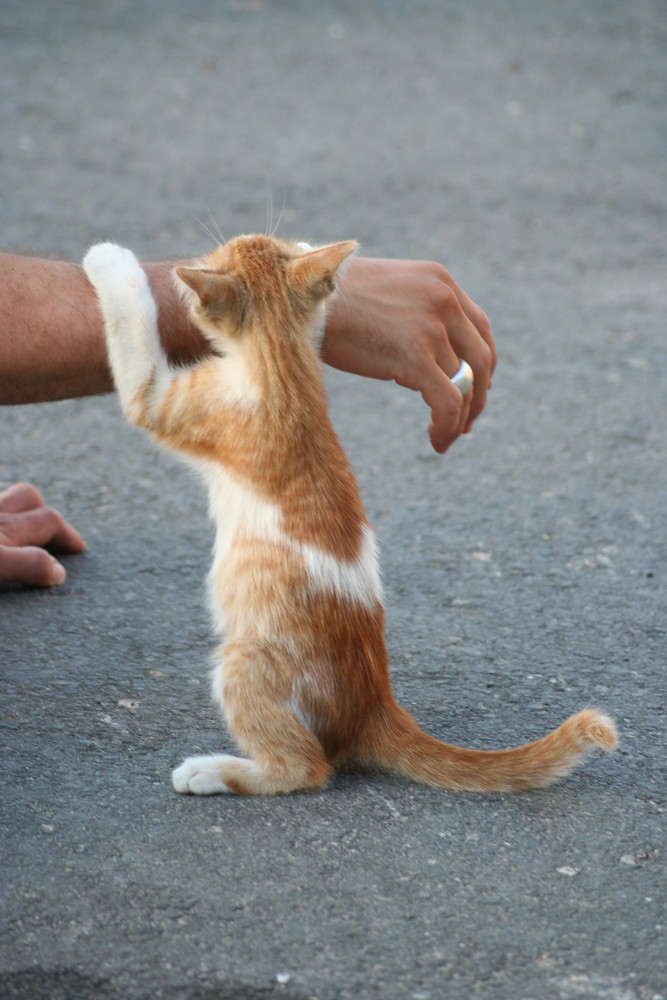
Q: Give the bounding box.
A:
[1,1,665,998]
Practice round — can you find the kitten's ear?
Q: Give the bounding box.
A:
[174,267,245,325]
[291,241,357,301]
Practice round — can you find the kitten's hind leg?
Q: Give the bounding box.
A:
[83,243,170,426]
[172,738,332,796]
[172,716,332,797]
[173,643,333,796]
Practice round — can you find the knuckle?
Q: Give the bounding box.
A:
[476,340,494,378]
[415,259,452,284]
[475,312,497,365]
[476,309,492,340]
[1,481,43,509]
[18,481,43,503]
[431,282,460,317]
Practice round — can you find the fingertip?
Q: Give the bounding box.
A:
[70,533,86,554]
[50,513,86,554]
[429,428,450,454]
[49,559,67,585]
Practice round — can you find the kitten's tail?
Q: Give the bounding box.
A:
[357,701,618,791]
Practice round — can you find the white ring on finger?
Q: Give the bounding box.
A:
[451,359,474,397]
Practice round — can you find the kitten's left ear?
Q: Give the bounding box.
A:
[174,267,245,325]
[291,241,357,300]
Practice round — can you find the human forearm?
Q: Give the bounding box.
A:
[0,254,111,403]
[1,250,496,454]
[0,253,206,404]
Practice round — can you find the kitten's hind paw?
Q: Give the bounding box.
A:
[172,755,232,795]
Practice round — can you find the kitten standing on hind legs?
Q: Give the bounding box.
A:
[83,235,618,797]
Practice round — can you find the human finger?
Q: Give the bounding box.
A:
[429,266,497,429]
[0,506,86,553]
[0,482,45,514]
[425,285,490,435]
[392,311,469,451]
[419,362,469,454]
[437,269,497,376]
[445,318,494,432]
[0,544,66,587]
[428,284,493,432]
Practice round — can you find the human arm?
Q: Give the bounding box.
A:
[0,250,495,451]
[0,250,494,588]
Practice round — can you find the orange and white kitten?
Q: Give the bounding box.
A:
[83,235,617,796]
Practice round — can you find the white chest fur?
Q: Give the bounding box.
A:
[199,462,382,625]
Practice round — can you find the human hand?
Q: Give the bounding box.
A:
[321,257,497,453]
[0,482,85,587]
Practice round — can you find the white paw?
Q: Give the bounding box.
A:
[172,755,232,795]
[83,242,144,291]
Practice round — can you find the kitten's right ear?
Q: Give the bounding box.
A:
[290,241,358,302]
[174,267,245,326]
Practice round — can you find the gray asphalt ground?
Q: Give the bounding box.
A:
[1,2,665,998]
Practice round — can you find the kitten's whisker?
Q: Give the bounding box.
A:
[271,191,287,237]
[197,205,226,248]
[196,216,220,248]
[207,204,226,245]
[266,189,273,237]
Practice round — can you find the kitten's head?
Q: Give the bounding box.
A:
[174,234,356,348]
